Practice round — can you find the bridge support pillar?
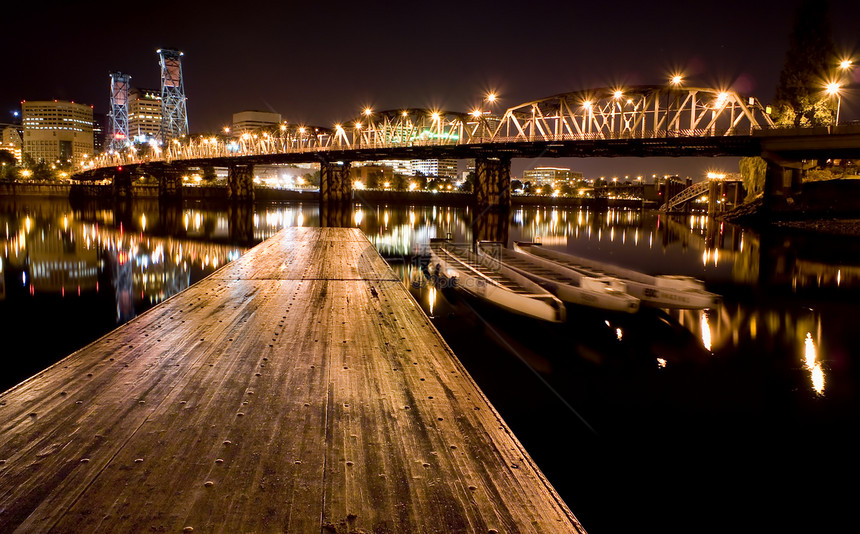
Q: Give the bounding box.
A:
[158,166,183,201]
[112,168,133,199]
[761,156,808,210]
[708,181,718,215]
[474,157,511,210]
[228,164,255,202]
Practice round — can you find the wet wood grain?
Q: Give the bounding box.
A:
[0,227,585,533]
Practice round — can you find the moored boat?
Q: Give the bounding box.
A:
[477,242,640,314]
[428,239,566,323]
[513,242,720,310]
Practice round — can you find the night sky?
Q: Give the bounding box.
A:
[3,0,859,178]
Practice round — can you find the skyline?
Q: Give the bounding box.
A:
[3,0,859,179]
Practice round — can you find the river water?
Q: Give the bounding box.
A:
[1,197,857,533]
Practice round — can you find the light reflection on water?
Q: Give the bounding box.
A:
[1,197,858,532]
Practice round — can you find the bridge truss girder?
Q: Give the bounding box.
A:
[158,48,189,144]
[107,72,131,153]
[493,86,775,143]
[77,85,784,173]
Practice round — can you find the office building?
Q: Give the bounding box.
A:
[22,100,94,164]
[522,167,582,188]
[1,125,23,163]
[129,88,163,144]
[232,110,282,133]
[411,159,457,178]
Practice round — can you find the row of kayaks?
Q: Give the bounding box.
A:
[427,239,720,323]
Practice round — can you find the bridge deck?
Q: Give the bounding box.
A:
[0,227,583,533]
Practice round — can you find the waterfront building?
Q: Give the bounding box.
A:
[22,100,94,165]
[412,159,457,178]
[232,110,282,133]
[522,166,583,188]
[1,125,23,163]
[128,88,163,144]
[92,112,106,155]
[351,163,395,188]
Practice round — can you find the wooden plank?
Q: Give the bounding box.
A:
[0,228,585,533]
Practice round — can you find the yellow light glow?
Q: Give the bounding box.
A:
[839,59,852,70]
[701,311,712,351]
[804,332,816,370]
[671,74,683,85]
[613,90,623,99]
[826,81,841,96]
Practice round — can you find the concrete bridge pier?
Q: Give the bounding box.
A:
[111,167,133,199]
[760,154,814,210]
[227,164,255,201]
[474,157,511,211]
[158,165,183,201]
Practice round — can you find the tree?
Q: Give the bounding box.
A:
[772,0,837,127]
[739,156,768,201]
[201,165,218,184]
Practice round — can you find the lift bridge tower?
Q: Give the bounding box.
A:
[107,71,131,152]
[157,48,188,144]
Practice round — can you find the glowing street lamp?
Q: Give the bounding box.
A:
[670,74,683,86]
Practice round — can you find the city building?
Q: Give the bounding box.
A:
[128,88,163,144]
[522,166,583,188]
[378,160,413,177]
[411,158,457,178]
[92,112,106,155]
[351,163,395,188]
[232,110,282,133]
[21,100,94,165]
[1,125,23,163]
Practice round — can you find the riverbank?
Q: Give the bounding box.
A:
[2,182,646,209]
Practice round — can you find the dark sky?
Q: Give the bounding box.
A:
[3,0,859,179]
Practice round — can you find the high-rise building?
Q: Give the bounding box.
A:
[22,100,94,165]
[129,88,163,144]
[411,159,457,178]
[1,125,23,163]
[92,112,106,155]
[522,167,580,188]
[232,110,282,133]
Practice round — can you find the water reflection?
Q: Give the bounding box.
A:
[2,198,858,395]
[2,197,857,534]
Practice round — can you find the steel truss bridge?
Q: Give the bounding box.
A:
[74,84,860,209]
[80,85,776,173]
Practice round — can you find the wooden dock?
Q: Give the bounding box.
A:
[0,227,585,533]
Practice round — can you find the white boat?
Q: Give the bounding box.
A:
[428,239,566,323]
[513,242,720,310]
[477,242,640,314]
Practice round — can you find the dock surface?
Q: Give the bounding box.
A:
[0,227,584,533]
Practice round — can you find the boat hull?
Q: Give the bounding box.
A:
[514,242,720,310]
[429,243,566,323]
